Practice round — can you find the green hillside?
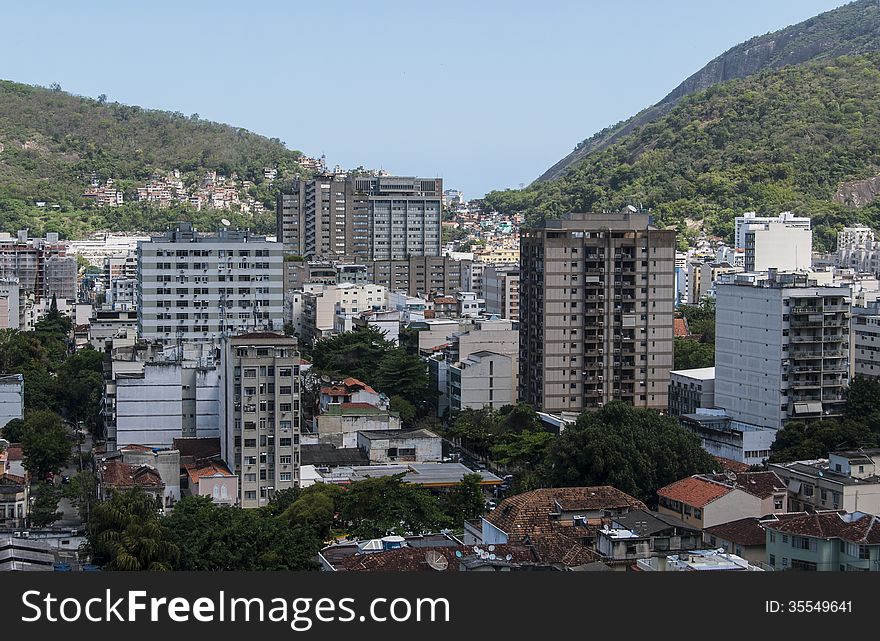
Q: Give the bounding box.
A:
[538,0,880,182]
[487,53,880,251]
[0,80,310,237]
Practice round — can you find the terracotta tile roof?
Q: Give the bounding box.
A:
[185,461,234,484]
[485,487,647,540]
[320,385,348,396]
[1,472,26,486]
[673,317,691,337]
[707,471,787,500]
[342,377,377,394]
[712,456,750,473]
[657,477,732,508]
[4,445,23,461]
[765,511,880,544]
[173,437,221,463]
[100,459,164,489]
[524,532,599,566]
[703,517,767,546]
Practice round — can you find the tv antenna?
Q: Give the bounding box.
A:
[425,550,448,571]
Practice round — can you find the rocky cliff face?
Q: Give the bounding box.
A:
[537,0,880,183]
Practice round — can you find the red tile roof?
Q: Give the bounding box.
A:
[4,445,23,461]
[765,511,880,544]
[703,517,767,546]
[342,377,377,394]
[713,456,750,473]
[100,459,164,489]
[657,476,732,508]
[185,461,234,484]
[673,317,691,338]
[485,487,647,540]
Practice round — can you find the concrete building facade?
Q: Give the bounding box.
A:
[519,210,675,413]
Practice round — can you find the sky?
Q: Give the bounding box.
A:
[0,0,849,198]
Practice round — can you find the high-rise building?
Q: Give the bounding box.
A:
[837,225,880,273]
[137,223,284,343]
[0,230,77,302]
[743,221,812,272]
[734,211,811,250]
[276,174,442,260]
[220,333,302,508]
[715,270,850,429]
[483,264,520,321]
[519,210,675,414]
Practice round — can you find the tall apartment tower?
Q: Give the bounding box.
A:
[519,210,676,414]
[0,230,77,301]
[137,223,284,343]
[715,271,850,429]
[276,174,442,260]
[220,333,302,508]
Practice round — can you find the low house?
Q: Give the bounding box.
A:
[636,548,763,572]
[319,377,387,412]
[97,445,180,509]
[319,533,599,572]
[314,462,501,490]
[96,459,165,504]
[0,474,28,528]
[657,471,787,529]
[596,510,702,568]
[770,450,880,515]
[356,428,442,464]
[183,460,237,506]
[0,444,24,478]
[764,510,880,572]
[478,486,647,548]
[312,403,402,448]
[702,515,784,565]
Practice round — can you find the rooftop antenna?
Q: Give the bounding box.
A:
[425,550,449,571]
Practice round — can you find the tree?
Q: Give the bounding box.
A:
[845,377,880,427]
[542,401,715,505]
[339,474,449,539]
[491,430,555,468]
[374,347,432,412]
[282,483,344,540]
[310,327,393,383]
[87,488,178,571]
[20,410,71,479]
[389,395,416,427]
[674,337,714,369]
[163,496,320,570]
[769,419,878,463]
[56,348,104,435]
[30,481,62,527]
[440,474,486,528]
[1,417,25,443]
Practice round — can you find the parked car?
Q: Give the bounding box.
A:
[61,475,71,485]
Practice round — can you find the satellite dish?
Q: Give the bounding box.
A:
[425,550,449,571]
[505,554,513,561]
[488,545,495,552]
[221,218,231,227]
[321,375,331,383]
[489,554,496,560]
[480,551,490,560]
[455,550,462,558]
[473,545,480,553]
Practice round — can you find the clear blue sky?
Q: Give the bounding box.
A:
[0,0,847,197]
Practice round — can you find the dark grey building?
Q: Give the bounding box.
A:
[276,174,442,261]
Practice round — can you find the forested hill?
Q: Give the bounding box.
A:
[0,80,309,236]
[485,53,880,252]
[537,0,880,182]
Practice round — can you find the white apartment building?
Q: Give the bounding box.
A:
[137,223,284,343]
[734,211,811,250]
[743,221,812,272]
[449,351,514,411]
[0,278,20,329]
[715,271,850,430]
[837,225,880,273]
[220,333,302,509]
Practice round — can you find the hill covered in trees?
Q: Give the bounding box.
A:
[0,80,310,236]
[538,0,880,182]
[486,53,880,251]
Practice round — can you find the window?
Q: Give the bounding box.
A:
[279,438,292,447]
[280,472,292,482]
[280,455,292,465]
[694,509,702,519]
[244,439,256,448]
[769,554,776,566]
[244,491,257,500]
